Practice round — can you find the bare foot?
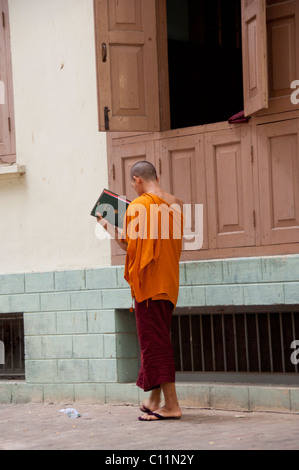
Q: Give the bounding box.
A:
[140,388,161,413]
[139,405,182,421]
[140,398,161,413]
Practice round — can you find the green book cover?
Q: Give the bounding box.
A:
[90,189,131,228]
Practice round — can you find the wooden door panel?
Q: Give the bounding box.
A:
[268,4,296,97]
[112,141,155,200]
[94,0,161,132]
[108,0,142,31]
[110,44,146,117]
[205,128,255,249]
[258,119,299,244]
[158,135,207,251]
[109,140,155,255]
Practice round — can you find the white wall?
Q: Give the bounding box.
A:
[0,0,111,274]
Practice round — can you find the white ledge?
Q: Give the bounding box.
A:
[0,164,26,178]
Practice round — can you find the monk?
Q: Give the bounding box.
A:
[97,161,183,421]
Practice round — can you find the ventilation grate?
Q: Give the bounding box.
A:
[171,312,299,374]
[0,314,25,379]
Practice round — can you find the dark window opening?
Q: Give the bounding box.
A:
[166,0,244,129]
[0,314,25,380]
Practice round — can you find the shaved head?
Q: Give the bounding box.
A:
[130,161,158,182]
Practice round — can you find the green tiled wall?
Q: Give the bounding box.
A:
[0,254,299,409]
[24,309,138,384]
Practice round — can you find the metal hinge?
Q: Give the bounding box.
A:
[251,145,254,163]
[104,107,110,131]
[2,12,5,28]
[112,164,115,180]
[159,158,162,175]
[253,210,256,229]
[8,117,11,132]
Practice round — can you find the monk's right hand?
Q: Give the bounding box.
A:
[96,212,108,230]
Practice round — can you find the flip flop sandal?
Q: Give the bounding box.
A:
[138,412,181,421]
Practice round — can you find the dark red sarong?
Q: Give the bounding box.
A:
[135,298,176,392]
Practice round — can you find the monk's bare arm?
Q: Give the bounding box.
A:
[96,213,128,252]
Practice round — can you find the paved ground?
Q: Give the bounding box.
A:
[0,403,298,451]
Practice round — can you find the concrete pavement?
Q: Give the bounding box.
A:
[0,403,298,451]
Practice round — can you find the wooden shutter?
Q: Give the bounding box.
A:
[241,0,268,116]
[94,0,166,132]
[0,0,15,163]
[265,0,299,115]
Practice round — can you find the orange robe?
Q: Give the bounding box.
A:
[123,193,183,308]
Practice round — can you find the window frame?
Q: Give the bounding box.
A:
[94,0,269,134]
[0,0,16,165]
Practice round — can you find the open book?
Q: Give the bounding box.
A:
[90,189,131,228]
